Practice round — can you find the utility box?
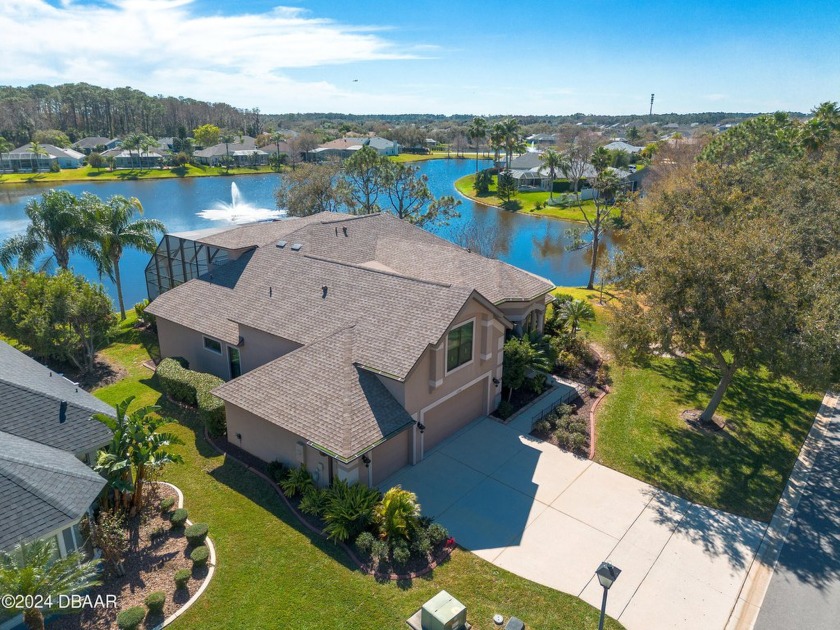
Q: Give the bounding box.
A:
[421,590,467,630]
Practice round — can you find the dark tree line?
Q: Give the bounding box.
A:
[0,83,262,145]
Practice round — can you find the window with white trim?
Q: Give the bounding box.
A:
[203,336,222,354]
[446,321,474,372]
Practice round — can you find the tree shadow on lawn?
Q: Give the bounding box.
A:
[633,356,818,522]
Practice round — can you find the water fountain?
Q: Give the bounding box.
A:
[197,182,285,223]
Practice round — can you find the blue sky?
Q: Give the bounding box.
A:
[6,0,839,115]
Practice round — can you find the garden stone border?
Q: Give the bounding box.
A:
[202,426,455,581]
[149,481,217,630]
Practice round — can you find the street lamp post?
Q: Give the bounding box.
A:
[595,561,621,630]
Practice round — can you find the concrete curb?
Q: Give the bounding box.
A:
[151,481,217,630]
[724,392,837,630]
[587,387,609,460]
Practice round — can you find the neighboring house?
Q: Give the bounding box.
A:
[145,213,554,487]
[525,133,557,145]
[194,136,269,166]
[72,136,121,154]
[101,148,164,169]
[602,141,645,154]
[306,136,400,161]
[0,144,85,172]
[506,152,553,191]
[0,341,113,559]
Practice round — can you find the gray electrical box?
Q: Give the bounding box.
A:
[420,590,467,630]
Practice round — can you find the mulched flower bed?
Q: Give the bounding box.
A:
[49,485,206,630]
[530,393,598,458]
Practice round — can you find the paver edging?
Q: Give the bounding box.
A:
[150,481,217,630]
[202,425,455,582]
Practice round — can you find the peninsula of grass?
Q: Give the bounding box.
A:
[454,173,607,223]
[0,163,279,185]
[85,313,623,630]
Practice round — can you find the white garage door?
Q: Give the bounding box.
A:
[423,379,487,452]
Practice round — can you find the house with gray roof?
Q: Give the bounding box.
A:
[145,212,553,487]
[100,148,164,169]
[72,136,121,154]
[0,144,85,172]
[602,141,645,154]
[193,136,269,167]
[0,341,112,558]
[307,136,399,161]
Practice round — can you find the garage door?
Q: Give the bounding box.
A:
[371,429,411,486]
[423,379,487,452]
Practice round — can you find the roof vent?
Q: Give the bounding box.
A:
[59,400,67,424]
[291,243,303,251]
[342,226,348,237]
[322,285,328,299]
[276,240,287,248]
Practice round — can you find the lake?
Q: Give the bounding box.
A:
[0,159,616,306]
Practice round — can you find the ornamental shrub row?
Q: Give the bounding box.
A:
[156,358,227,436]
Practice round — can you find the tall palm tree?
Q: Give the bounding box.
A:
[560,298,595,338]
[29,141,47,172]
[121,132,143,169]
[591,146,611,173]
[539,148,566,201]
[501,118,522,169]
[489,122,505,164]
[84,194,164,319]
[220,132,235,171]
[269,130,287,170]
[138,134,158,170]
[467,117,487,173]
[0,538,102,630]
[0,190,90,271]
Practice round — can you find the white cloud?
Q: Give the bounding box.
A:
[0,0,426,112]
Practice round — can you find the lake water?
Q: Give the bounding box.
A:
[0,160,615,306]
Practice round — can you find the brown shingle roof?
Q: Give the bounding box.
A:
[213,327,414,461]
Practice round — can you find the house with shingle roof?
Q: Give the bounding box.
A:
[72,136,121,154]
[0,144,85,172]
[0,341,112,558]
[193,135,270,167]
[306,136,399,161]
[145,212,553,486]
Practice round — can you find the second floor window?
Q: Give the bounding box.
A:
[447,321,474,372]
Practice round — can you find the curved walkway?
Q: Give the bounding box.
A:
[382,412,766,630]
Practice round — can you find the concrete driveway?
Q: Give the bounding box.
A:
[382,417,766,630]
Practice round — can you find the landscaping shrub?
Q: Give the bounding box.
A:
[355,531,375,555]
[174,568,191,589]
[322,479,381,543]
[374,486,420,541]
[49,160,61,173]
[533,419,552,434]
[144,591,165,615]
[170,508,188,528]
[427,522,449,546]
[391,540,411,566]
[267,460,288,484]
[495,400,514,420]
[197,388,226,436]
[299,487,329,517]
[280,465,314,498]
[134,299,157,331]
[569,432,588,453]
[156,358,223,407]
[371,539,389,563]
[185,522,209,546]
[159,496,175,514]
[588,386,600,398]
[411,529,432,558]
[116,606,146,630]
[190,545,210,567]
[595,364,612,388]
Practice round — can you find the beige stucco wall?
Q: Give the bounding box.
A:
[226,403,305,467]
[156,318,229,378]
[237,325,302,374]
[497,296,548,334]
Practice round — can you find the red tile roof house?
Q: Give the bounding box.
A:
[144,213,553,487]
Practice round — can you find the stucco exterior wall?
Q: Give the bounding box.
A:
[237,325,302,374]
[225,403,305,467]
[156,318,228,378]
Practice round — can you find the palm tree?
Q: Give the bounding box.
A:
[374,486,421,541]
[95,396,183,514]
[220,132,235,171]
[0,538,102,630]
[591,146,611,173]
[138,134,158,170]
[120,133,140,170]
[539,148,566,201]
[0,190,90,271]
[501,118,523,169]
[489,122,505,164]
[467,117,487,173]
[29,141,47,172]
[84,194,164,319]
[560,299,595,338]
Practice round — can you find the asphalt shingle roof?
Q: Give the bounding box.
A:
[0,341,114,453]
[0,431,106,550]
[213,327,415,461]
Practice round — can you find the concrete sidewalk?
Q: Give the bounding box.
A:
[383,413,766,630]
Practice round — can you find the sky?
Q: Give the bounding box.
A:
[3,0,839,115]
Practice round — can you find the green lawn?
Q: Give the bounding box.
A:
[454,173,605,223]
[0,164,279,185]
[90,315,622,630]
[594,355,821,522]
